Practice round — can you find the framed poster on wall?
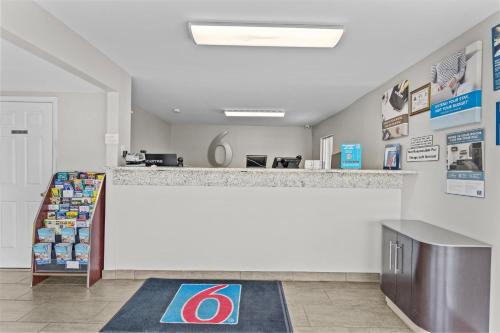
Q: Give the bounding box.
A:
[382,80,409,140]
[493,24,500,90]
[430,41,482,130]
[446,128,484,198]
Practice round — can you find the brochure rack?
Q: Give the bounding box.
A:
[31,172,106,288]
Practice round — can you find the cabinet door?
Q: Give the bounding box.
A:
[381,227,397,301]
[395,233,413,316]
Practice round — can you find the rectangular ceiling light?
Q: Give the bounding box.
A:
[189,23,344,48]
[224,109,285,118]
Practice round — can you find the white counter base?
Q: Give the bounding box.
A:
[105,181,402,272]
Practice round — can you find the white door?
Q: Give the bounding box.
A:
[0,101,53,268]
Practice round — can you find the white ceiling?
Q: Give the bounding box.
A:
[0,38,102,93]
[36,0,498,126]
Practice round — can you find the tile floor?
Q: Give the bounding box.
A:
[0,269,410,333]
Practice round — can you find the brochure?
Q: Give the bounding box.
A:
[78,228,90,244]
[61,228,75,243]
[33,243,52,265]
[54,243,72,264]
[74,243,89,263]
[37,228,55,243]
[383,144,401,170]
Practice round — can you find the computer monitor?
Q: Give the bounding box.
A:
[272,155,302,169]
[246,155,267,168]
[145,154,178,167]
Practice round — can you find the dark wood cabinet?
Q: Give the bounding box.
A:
[381,227,412,316]
[380,220,491,333]
[380,227,397,301]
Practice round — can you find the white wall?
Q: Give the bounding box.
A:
[170,124,312,168]
[1,91,107,171]
[130,108,171,153]
[1,1,132,164]
[312,13,500,330]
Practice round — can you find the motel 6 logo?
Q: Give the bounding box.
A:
[160,284,242,325]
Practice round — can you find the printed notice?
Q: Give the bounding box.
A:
[407,146,439,162]
[446,128,485,198]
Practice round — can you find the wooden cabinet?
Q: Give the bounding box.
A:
[380,220,491,333]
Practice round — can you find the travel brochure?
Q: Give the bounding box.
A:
[33,171,104,266]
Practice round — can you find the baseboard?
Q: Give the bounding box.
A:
[101,270,379,282]
[385,297,429,333]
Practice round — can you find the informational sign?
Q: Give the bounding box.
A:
[340,144,362,169]
[493,24,500,90]
[381,80,409,140]
[430,41,482,130]
[383,144,401,170]
[407,146,440,162]
[446,128,485,198]
[410,135,433,148]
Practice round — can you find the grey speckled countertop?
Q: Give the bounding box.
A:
[107,167,416,189]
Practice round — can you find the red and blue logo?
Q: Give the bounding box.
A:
[160,284,241,325]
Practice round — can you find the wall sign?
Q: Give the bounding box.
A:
[446,128,484,198]
[407,146,439,162]
[430,41,482,130]
[492,24,500,91]
[410,83,431,116]
[410,135,433,148]
[340,144,362,169]
[208,131,233,167]
[382,80,409,140]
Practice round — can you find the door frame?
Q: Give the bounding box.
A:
[0,96,58,173]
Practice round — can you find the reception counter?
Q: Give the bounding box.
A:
[104,167,416,278]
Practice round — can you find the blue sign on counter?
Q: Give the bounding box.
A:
[341,144,362,169]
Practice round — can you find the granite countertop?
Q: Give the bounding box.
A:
[107,167,416,189]
[381,220,491,247]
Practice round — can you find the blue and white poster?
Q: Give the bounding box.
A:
[493,24,500,91]
[340,144,362,169]
[430,41,482,130]
[446,128,484,198]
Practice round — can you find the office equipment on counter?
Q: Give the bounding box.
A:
[304,160,324,170]
[246,155,267,168]
[272,155,302,168]
[145,154,178,167]
[125,152,146,165]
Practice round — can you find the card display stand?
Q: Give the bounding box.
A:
[31,172,106,288]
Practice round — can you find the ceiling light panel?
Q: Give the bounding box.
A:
[224,109,285,118]
[189,23,344,48]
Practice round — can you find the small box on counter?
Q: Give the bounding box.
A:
[33,243,52,265]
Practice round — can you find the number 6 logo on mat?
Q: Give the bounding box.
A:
[160,284,242,325]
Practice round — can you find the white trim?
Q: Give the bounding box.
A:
[385,297,428,333]
[0,96,58,174]
[320,134,334,169]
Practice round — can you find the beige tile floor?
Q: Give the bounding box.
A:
[0,269,410,333]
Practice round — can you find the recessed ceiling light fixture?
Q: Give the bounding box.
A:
[189,23,344,48]
[223,109,285,118]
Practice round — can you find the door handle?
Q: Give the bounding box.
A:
[389,241,393,271]
[395,243,403,274]
[40,192,46,197]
